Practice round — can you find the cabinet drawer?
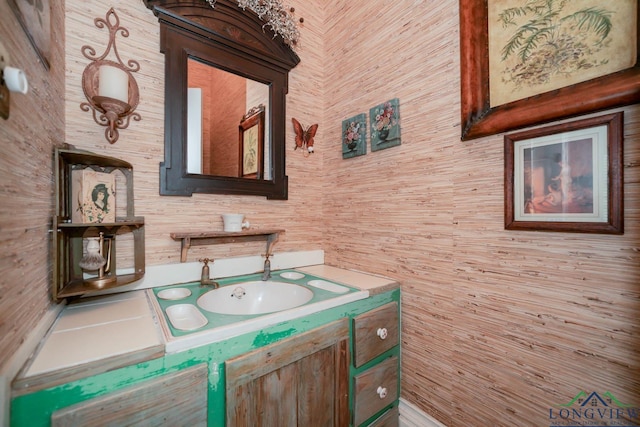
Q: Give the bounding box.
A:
[353,302,399,367]
[368,405,399,427]
[353,356,399,426]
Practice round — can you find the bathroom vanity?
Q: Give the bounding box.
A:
[10,265,400,427]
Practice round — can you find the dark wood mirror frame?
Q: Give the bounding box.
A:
[144,0,300,199]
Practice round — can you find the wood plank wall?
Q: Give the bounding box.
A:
[322,1,639,426]
[1,0,638,425]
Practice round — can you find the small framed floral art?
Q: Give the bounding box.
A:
[370,98,401,151]
[342,113,367,159]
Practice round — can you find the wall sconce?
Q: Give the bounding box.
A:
[0,40,29,120]
[80,8,141,144]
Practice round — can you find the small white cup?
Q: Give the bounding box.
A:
[3,66,28,94]
[222,214,250,232]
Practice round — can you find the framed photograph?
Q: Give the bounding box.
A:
[369,98,401,151]
[342,113,367,159]
[238,105,265,178]
[504,112,623,234]
[8,0,50,70]
[460,0,639,141]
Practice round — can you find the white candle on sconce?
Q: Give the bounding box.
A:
[98,64,129,104]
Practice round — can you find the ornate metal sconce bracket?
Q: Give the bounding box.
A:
[80,8,141,144]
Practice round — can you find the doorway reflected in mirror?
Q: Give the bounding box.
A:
[187,58,269,179]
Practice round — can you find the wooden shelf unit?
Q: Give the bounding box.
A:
[170,229,284,262]
[53,146,145,301]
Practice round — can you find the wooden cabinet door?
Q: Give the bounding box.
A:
[226,318,350,427]
[51,364,208,427]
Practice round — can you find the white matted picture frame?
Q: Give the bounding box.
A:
[504,112,623,234]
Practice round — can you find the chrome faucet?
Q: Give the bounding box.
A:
[261,253,272,281]
[199,258,219,288]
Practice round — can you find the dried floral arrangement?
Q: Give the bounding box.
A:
[205,0,301,46]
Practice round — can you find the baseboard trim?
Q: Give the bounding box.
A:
[399,398,447,427]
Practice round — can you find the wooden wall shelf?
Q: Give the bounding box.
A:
[53,146,145,301]
[170,229,284,262]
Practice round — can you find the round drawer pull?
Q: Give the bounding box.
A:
[377,327,388,340]
[376,386,388,399]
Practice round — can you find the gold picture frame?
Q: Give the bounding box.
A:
[460,0,639,141]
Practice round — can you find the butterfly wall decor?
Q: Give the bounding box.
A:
[292,118,318,155]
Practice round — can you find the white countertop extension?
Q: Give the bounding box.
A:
[13,262,398,393]
[23,291,161,379]
[296,265,399,293]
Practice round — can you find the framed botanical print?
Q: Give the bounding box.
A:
[460,0,639,140]
[239,105,265,179]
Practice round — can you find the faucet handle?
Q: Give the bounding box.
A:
[199,258,219,288]
[261,253,272,281]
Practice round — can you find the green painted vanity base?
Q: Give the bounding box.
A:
[11,288,400,427]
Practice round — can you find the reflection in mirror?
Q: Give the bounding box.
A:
[239,105,266,179]
[186,59,270,179]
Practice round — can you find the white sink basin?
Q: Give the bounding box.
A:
[197,281,314,315]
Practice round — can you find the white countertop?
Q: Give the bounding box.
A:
[14,262,398,391]
[24,291,161,378]
[296,265,398,292]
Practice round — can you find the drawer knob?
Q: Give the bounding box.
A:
[377,327,388,340]
[376,386,388,399]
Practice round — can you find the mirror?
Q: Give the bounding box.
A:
[186,59,270,179]
[145,0,300,199]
